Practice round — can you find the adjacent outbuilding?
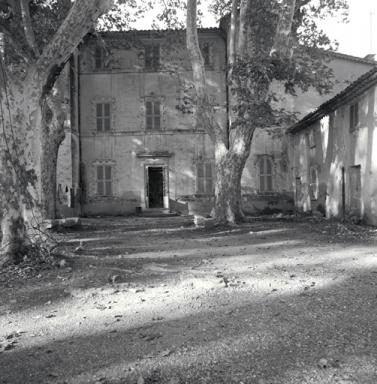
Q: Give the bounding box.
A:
[288,67,377,225]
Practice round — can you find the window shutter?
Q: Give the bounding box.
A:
[97,165,103,180]
[105,166,111,180]
[154,101,161,130]
[153,45,160,67]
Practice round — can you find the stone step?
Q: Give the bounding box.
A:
[137,208,179,217]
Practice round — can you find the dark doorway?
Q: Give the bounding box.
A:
[148,167,164,208]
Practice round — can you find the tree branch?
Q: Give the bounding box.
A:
[0,24,30,63]
[29,0,114,96]
[186,0,223,142]
[20,0,39,57]
[270,0,297,58]
[237,0,249,58]
[228,0,238,66]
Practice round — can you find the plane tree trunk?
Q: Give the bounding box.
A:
[186,0,297,224]
[0,0,114,265]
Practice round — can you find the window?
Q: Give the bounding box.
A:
[197,162,213,194]
[309,167,318,200]
[308,130,315,148]
[259,156,273,193]
[97,165,112,196]
[96,103,111,132]
[145,101,161,130]
[94,46,106,70]
[349,101,359,131]
[200,42,211,66]
[144,44,160,69]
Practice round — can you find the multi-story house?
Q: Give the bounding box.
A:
[56,25,376,218]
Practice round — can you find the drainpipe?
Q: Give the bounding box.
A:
[76,50,83,217]
[341,166,346,221]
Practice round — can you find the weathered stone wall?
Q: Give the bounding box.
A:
[74,27,376,217]
[290,85,377,225]
[78,31,225,215]
[241,56,375,214]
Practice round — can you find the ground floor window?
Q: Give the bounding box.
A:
[309,166,319,200]
[258,156,273,193]
[97,165,112,196]
[197,162,213,194]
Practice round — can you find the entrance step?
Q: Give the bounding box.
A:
[138,208,179,217]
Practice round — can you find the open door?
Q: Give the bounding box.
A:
[147,166,164,208]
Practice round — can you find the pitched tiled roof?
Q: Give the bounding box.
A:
[288,66,377,134]
[97,27,221,38]
[328,51,376,66]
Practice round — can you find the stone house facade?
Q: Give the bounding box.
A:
[56,26,376,217]
[288,67,377,225]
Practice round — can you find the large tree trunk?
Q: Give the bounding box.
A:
[212,125,255,224]
[213,149,248,224]
[40,94,66,220]
[0,0,115,267]
[0,79,37,265]
[0,207,27,266]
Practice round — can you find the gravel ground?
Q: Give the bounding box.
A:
[0,216,377,384]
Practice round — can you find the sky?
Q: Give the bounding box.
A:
[319,0,377,57]
[136,0,377,59]
[200,0,377,58]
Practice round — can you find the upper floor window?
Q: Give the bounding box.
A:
[96,103,111,132]
[94,46,106,70]
[197,162,213,194]
[144,44,160,69]
[200,42,211,66]
[97,165,112,196]
[145,100,161,130]
[349,101,359,131]
[258,156,273,193]
[308,130,315,148]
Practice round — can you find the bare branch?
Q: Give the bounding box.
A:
[20,0,39,57]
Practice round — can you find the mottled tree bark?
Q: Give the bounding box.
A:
[40,97,66,220]
[186,0,296,224]
[0,0,114,265]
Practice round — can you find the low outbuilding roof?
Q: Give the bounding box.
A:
[288,66,377,134]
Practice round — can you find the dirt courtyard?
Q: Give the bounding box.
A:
[1,216,377,384]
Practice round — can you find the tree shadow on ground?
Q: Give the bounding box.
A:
[1,217,376,314]
[0,266,377,384]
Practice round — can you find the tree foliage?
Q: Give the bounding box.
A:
[186,0,349,224]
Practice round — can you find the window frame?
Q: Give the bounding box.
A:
[145,100,162,130]
[199,41,212,67]
[96,102,111,132]
[309,166,319,201]
[94,46,106,70]
[196,161,214,195]
[144,44,160,70]
[349,101,359,132]
[96,164,113,197]
[258,156,273,193]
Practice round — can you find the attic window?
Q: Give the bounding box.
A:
[200,42,211,66]
[349,101,359,131]
[94,46,106,70]
[145,44,160,70]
